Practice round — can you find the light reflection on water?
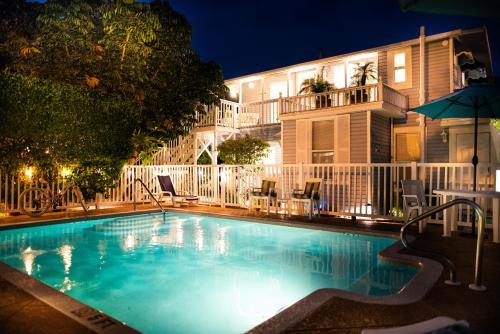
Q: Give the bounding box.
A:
[0,213,417,334]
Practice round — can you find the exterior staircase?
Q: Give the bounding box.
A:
[143,133,196,165]
[137,100,241,166]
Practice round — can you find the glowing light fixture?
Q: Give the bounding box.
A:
[249,82,255,89]
[440,128,448,143]
[61,167,72,178]
[23,166,34,181]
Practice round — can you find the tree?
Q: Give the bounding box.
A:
[0,73,140,199]
[0,0,228,195]
[217,136,270,165]
[1,0,228,143]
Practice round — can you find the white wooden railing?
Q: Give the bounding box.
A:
[2,163,496,226]
[382,83,409,110]
[190,83,407,130]
[195,100,239,129]
[279,84,378,115]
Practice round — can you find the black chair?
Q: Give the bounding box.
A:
[249,178,278,214]
[157,175,199,206]
[290,178,322,219]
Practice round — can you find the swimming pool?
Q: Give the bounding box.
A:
[0,212,417,333]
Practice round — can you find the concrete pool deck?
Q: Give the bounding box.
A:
[0,204,499,333]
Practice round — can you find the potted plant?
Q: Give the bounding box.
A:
[349,62,377,104]
[298,71,335,108]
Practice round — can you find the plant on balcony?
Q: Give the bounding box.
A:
[349,62,377,104]
[298,71,335,108]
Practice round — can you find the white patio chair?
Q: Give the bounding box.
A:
[361,316,469,334]
[401,180,440,233]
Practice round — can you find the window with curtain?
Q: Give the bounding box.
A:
[395,132,420,162]
[312,120,334,163]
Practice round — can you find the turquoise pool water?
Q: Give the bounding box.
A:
[0,213,416,333]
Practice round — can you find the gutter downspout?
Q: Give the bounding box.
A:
[419,26,427,163]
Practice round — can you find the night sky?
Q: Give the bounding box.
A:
[169,0,500,80]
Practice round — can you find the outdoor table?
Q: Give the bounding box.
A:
[433,189,500,243]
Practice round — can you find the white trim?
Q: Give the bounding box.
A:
[449,37,454,93]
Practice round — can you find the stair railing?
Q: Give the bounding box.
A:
[133,178,166,215]
[400,198,486,291]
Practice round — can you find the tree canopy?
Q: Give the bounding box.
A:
[1,0,227,141]
[0,73,140,198]
[0,0,228,196]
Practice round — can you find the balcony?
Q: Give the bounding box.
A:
[194,82,408,130]
[278,82,408,120]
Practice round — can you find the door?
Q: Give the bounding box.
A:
[455,132,490,163]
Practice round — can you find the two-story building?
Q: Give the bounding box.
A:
[148,26,495,168]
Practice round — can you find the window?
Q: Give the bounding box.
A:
[312,121,334,163]
[388,47,412,89]
[331,64,346,89]
[394,52,406,83]
[295,70,316,94]
[395,132,420,162]
[456,133,490,163]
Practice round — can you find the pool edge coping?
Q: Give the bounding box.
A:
[0,208,443,334]
[0,261,140,334]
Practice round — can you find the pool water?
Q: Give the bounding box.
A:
[0,213,416,333]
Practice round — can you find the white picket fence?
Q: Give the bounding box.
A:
[3,163,496,225]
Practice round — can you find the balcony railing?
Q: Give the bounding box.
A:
[280,82,407,116]
[194,82,408,129]
[195,100,239,129]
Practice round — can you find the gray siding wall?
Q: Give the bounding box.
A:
[380,37,451,162]
[425,40,451,162]
[350,112,367,163]
[282,120,296,164]
[371,113,391,162]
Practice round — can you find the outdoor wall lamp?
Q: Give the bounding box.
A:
[441,128,449,143]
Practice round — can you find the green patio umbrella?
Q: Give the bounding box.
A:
[413,84,500,234]
[399,0,500,18]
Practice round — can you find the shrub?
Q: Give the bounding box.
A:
[217,135,270,165]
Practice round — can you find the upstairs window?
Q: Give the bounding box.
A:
[394,52,406,83]
[388,47,412,89]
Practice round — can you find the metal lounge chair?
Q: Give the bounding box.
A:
[157,175,199,207]
[290,178,322,220]
[249,178,278,214]
[401,180,440,233]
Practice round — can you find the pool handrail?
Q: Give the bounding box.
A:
[400,198,486,291]
[133,178,166,215]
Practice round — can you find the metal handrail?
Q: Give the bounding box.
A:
[400,198,486,291]
[133,178,166,215]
